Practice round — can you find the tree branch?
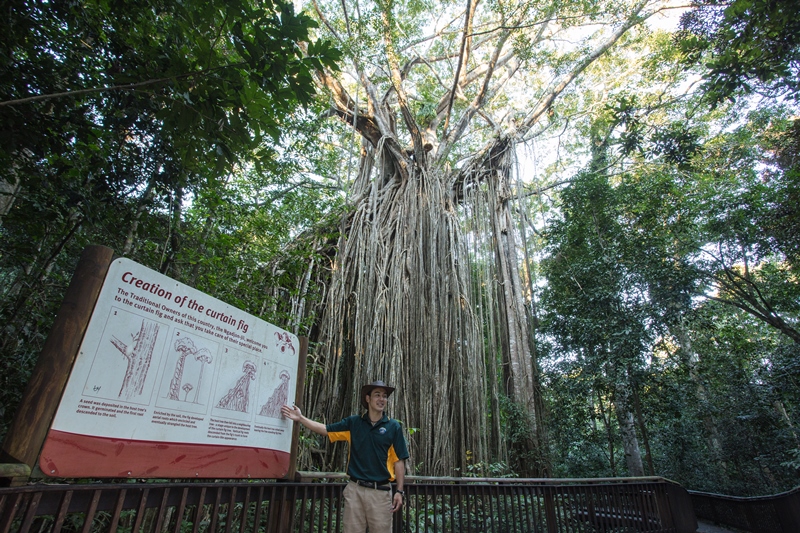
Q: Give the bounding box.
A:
[0,63,246,108]
[517,0,653,136]
[443,0,478,132]
[380,1,427,167]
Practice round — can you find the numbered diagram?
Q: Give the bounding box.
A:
[82,306,167,405]
[257,368,292,419]
[211,353,258,421]
[155,330,219,414]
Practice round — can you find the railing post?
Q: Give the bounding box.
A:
[267,484,296,533]
[776,487,800,532]
[661,481,697,533]
[543,486,558,533]
[393,505,403,532]
[270,338,307,533]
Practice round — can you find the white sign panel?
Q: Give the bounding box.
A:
[41,258,299,478]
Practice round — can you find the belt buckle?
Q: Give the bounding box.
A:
[356,480,388,490]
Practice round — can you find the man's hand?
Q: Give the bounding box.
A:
[280,404,302,421]
[392,460,406,513]
[391,491,404,513]
[280,405,328,436]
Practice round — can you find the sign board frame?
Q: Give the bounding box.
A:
[1,246,305,480]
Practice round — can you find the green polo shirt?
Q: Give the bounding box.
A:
[326,413,409,483]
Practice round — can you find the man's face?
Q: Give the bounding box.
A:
[366,387,389,412]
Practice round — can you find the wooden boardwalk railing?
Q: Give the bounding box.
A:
[0,474,696,533]
[689,486,800,533]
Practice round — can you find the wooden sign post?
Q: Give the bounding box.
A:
[287,336,309,481]
[0,245,114,484]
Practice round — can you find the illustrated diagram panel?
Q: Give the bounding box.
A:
[41,257,301,478]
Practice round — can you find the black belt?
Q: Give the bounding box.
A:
[352,479,391,491]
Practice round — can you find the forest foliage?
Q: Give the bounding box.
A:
[1,0,799,496]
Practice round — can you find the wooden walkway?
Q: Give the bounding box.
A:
[696,520,740,533]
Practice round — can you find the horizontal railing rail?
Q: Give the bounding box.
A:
[0,475,696,533]
[689,486,800,533]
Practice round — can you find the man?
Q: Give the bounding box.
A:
[281,380,409,533]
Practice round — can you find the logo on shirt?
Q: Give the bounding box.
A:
[378,427,387,434]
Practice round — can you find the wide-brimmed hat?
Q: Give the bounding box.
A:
[360,380,395,409]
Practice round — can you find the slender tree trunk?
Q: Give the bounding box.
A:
[774,400,800,446]
[632,382,655,475]
[189,213,216,287]
[676,319,725,462]
[188,174,234,286]
[290,257,315,334]
[597,389,617,476]
[0,174,20,220]
[614,379,645,477]
[122,178,156,256]
[160,186,184,277]
[1,213,85,332]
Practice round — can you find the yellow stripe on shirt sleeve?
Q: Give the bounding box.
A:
[386,445,399,481]
[328,430,351,444]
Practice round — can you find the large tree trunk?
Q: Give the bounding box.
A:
[310,140,489,475]
[486,144,549,475]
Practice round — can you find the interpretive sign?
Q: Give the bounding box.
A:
[39,257,300,479]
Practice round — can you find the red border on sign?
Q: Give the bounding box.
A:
[39,429,290,479]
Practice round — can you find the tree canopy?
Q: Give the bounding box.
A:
[678,0,800,103]
[0,0,341,436]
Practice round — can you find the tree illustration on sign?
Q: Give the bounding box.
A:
[167,336,212,402]
[110,320,159,400]
[259,370,291,418]
[192,350,213,404]
[216,361,256,413]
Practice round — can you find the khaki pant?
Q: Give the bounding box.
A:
[343,481,393,533]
